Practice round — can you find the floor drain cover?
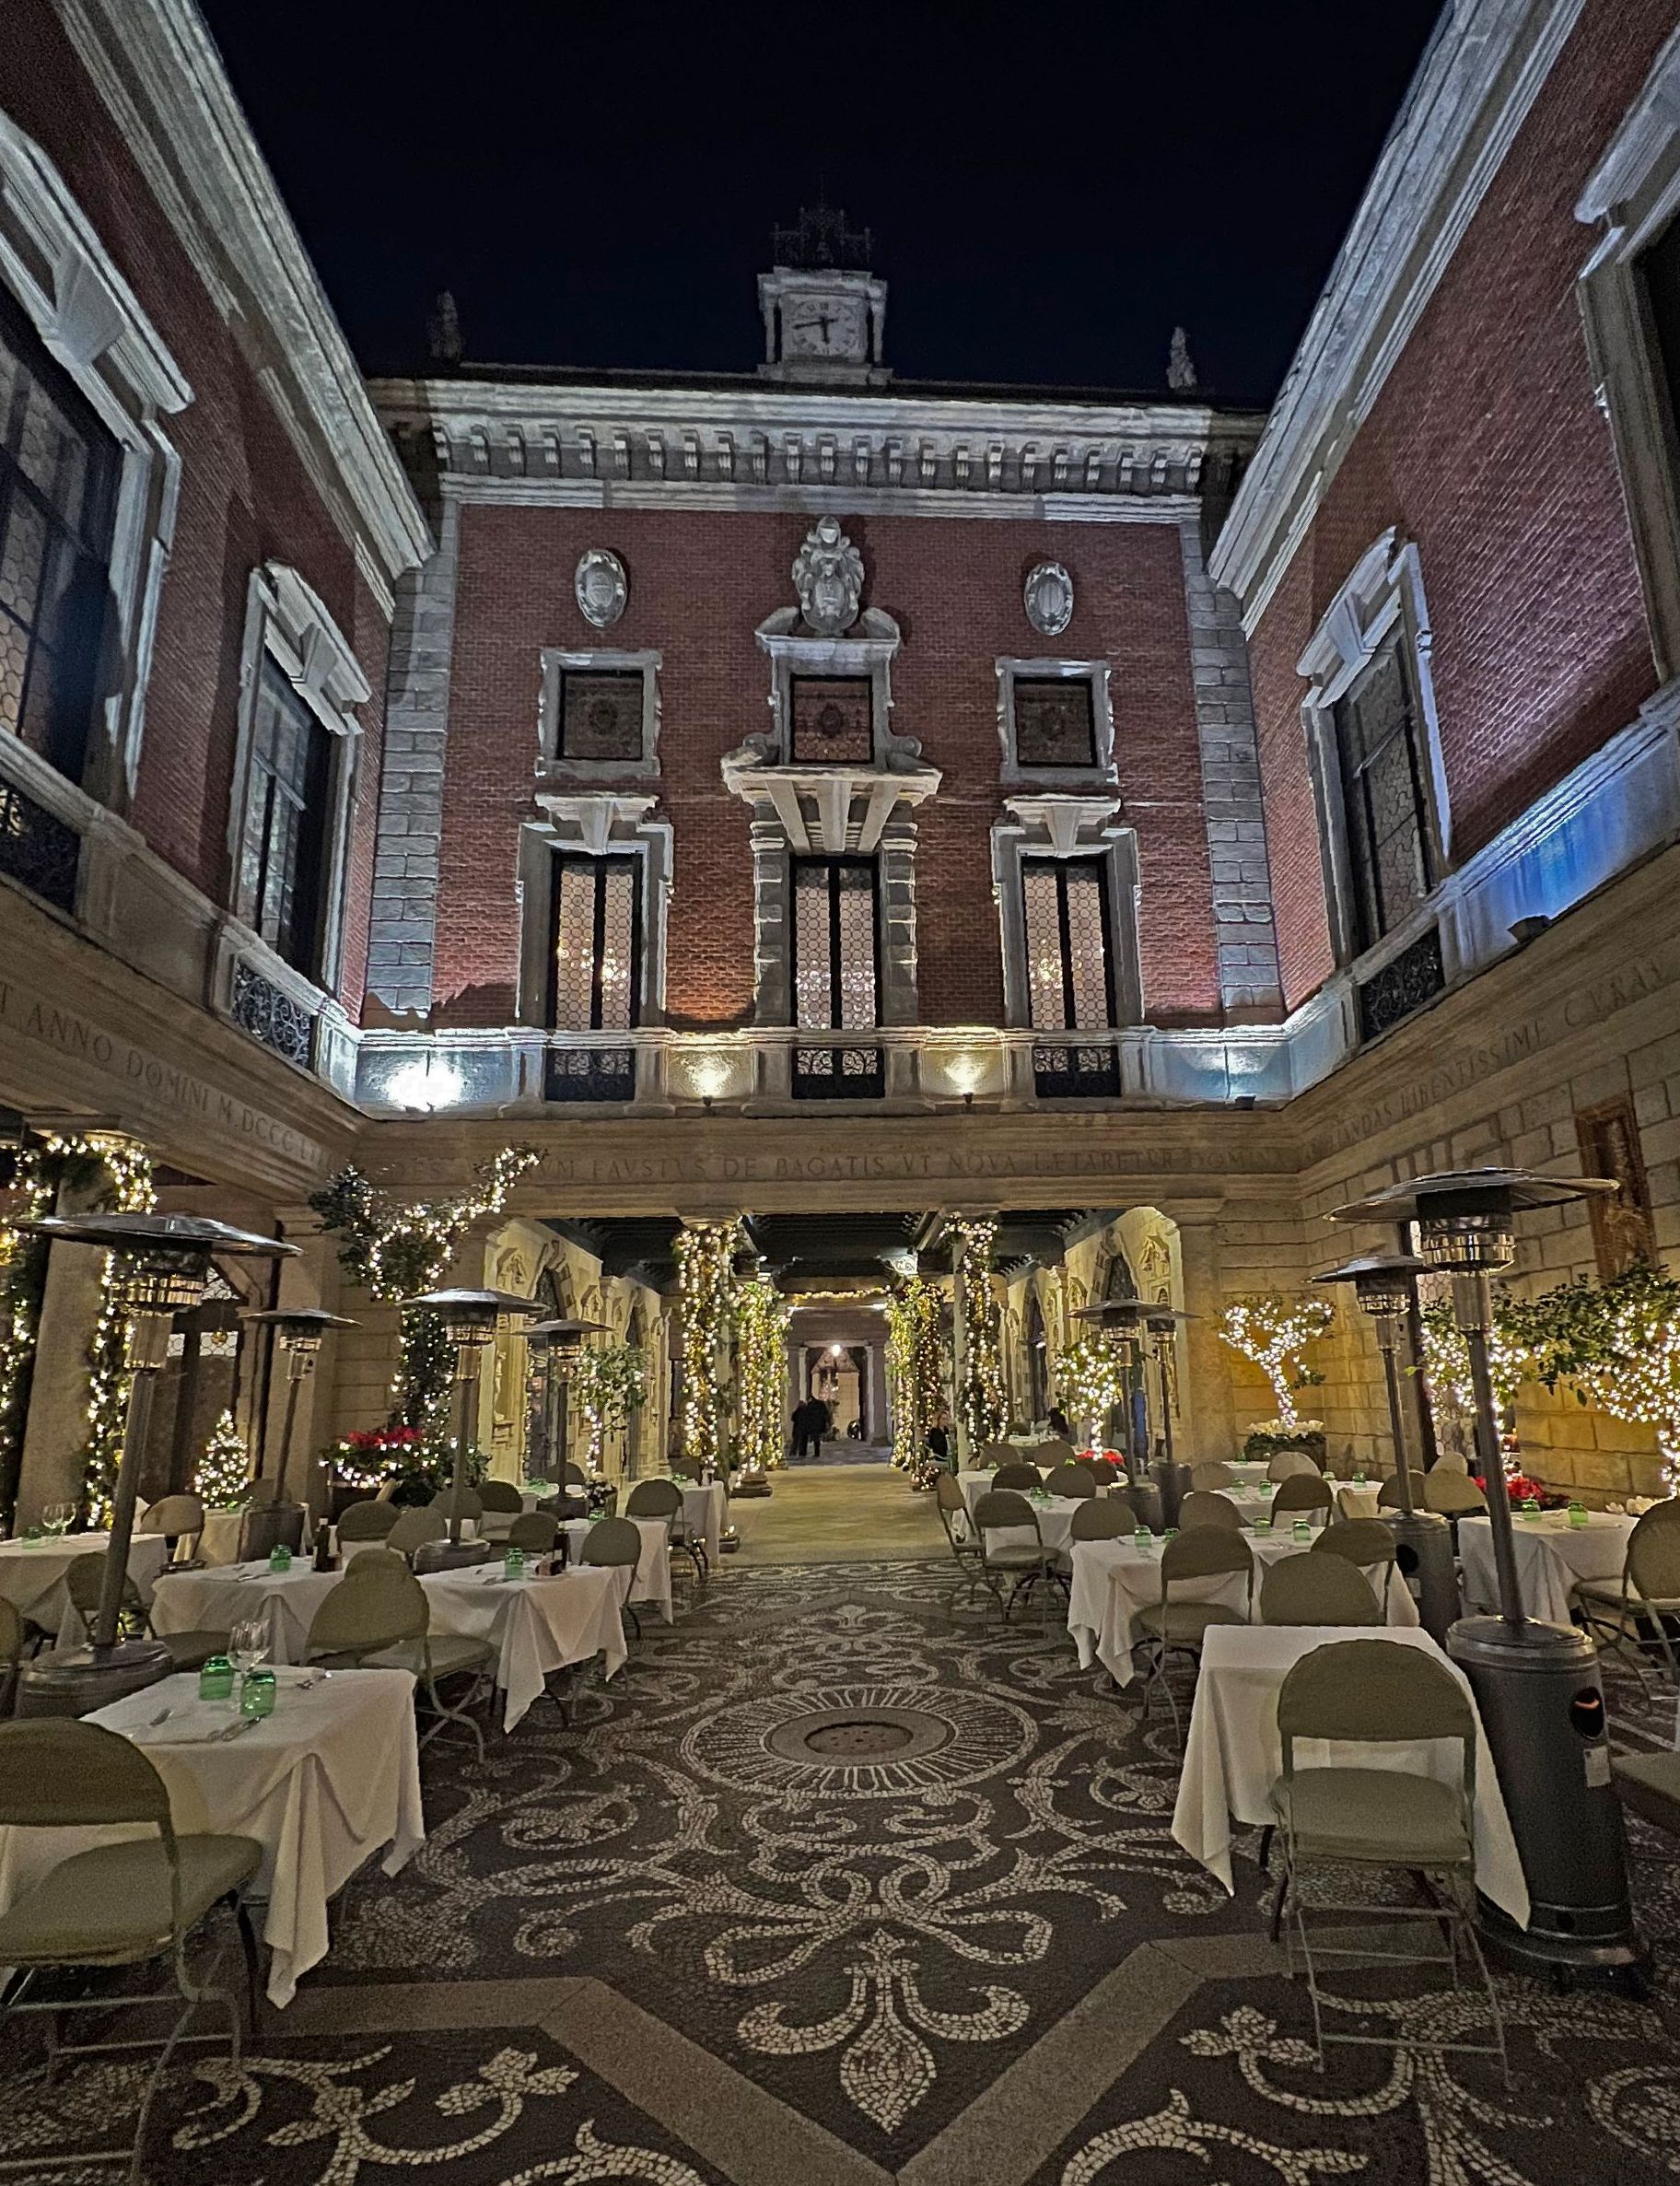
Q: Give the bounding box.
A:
[800,1718,916,1757]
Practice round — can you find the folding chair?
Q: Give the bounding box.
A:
[1271,1473,1335,1526]
[1179,1490,1243,1531]
[1576,1502,1680,1695]
[1260,1551,1382,1627]
[1134,1527,1253,1743]
[935,1474,986,1614]
[972,1490,1054,1623]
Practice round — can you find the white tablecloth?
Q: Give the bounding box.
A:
[1068,1532,1418,1686]
[418,1565,628,1730]
[560,1516,672,1620]
[1458,1511,1635,1625]
[976,1495,1086,1560]
[150,1561,344,1664]
[681,1481,727,1562]
[0,1666,424,2006]
[0,1532,169,1648]
[1171,1624,1529,1927]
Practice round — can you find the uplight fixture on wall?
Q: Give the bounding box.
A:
[684,1048,735,1108]
[384,1053,466,1114]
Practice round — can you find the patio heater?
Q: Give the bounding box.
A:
[1312,1253,1459,1642]
[239,1306,358,1560]
[1073,1300,1175,1521]
[1330,1169,1648,1983]
[14,1212,296,1715]
[524,1316,609,1498]
[402,1288,539,1572]
[1140,1303,1195,1477]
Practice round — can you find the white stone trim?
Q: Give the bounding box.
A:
[537,649,662,780]
[1296,529,1452,967]
[1575,26,1680,677]
[517,793,671,1030]
[1211,0,1587,619]
[0,101,189,810]
[51,0,429,590]
[991,798,1143,1029]
[995,659,1116,788]
[226,562,369,999]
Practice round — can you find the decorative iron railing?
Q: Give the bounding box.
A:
[230,960,315,1070]
[0,778,79,912]
[1032,1040,1122,1098]
[1357,926,1444,1044]
[792,1044,885,1100]
[544,1045,636,1103]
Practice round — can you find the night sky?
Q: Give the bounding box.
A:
[197,0,1445,404]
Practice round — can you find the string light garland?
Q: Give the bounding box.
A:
[1053,1332,1129,1444]
[674,1221,738,1469]
[309,1145,541,1436]
[1218,1292,1334,1431]
[0,1132,155,1525]
[572,1342,648,1470]
[951,1218,1007,1450]
[732,1275,789,1472]
[884,1274,945,1472]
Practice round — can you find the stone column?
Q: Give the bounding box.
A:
[257,1207,345,1517]
[15,1153,113,1527]
[1172,1208,1234,1466]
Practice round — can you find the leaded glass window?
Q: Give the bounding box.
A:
[1013,677,1097,768]
[235,658,332,976]
[789,675,873,764]
[1021,858,1114,1029]
[1332,638,1433,952]
[791,858,879,1028]
[0,289,118,784]
[548,852,641,1031]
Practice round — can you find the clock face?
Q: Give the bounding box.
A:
[786,294,864,357]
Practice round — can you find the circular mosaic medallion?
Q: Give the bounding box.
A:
[682,1683,1034,1795]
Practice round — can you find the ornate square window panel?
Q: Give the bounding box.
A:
[789,674,875,764]
[560,670,646,762]
[1013,677,1097,769]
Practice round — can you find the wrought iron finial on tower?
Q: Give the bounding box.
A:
[771,202,873,272]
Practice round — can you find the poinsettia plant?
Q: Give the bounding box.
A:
[1474,1469,1568,1510]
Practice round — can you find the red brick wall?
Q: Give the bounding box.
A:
[435,504,1220,1028]
[1244,0,1670,1011]
[4,1,390,1013]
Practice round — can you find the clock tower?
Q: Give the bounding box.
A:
[757,205,890,387]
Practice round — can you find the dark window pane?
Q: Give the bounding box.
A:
[559,670,644,760]
[238,658,332,976]
[1022,857,1114,1031]
[0,288,117,783]
[1332,639,1432,952]
[789,674,874,763]
[547,852,642,1031]
[1640,212,1680,448]
[1013,677,1096,767]
[791,857,879,1029]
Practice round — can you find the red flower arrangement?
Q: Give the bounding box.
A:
[1472,1470,1568,1509]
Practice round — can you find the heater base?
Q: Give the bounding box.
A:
[412,1538,494,1573]
[17,1639,174,1717]
[1475,1897,1652,1991]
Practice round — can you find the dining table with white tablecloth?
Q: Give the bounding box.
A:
[1171,1623,1530,1926]
[1067,1528,1418,1685]
[560,1514,672,1619]
[417,1564,628,1729]
[150,1561,344,1664]
[1458,1509,1636,1625]
[1219,1482,1382,1525]
[0,1666,425,2006]
[0,1531,170,1649]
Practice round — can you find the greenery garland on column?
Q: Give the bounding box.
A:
[951,1218,1007,1451]
[572,1342,648,1471]
[733,1272,790,1472]
[1217,1292,1334,1432]
[0,1131,156,1526]
[309,1146,541,1439]
[674,1220,738,1470]
[884,1273,944,1472]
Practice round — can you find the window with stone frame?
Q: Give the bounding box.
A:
[548,850,642,1032]
[235,657,334,977]
[1330,637,1434,953]
[788,674,875,764]
[791,857,880,1029]
[1021,857,1114,1030]
[558,670,647,763]
[1639,212,1680,469]
[0,287,119,786]
[1012,676,1098,769]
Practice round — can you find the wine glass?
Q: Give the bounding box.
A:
[228,1617,268,1681]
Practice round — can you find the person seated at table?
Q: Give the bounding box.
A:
[1046,1408,1073,1440]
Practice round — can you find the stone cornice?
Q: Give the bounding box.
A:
[51,0,432,593]
[370,372,1262,513]
[1209,0,1586,620]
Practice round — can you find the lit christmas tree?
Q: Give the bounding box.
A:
[196,1408,251,1508]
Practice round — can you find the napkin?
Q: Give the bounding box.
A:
[124,1700,254,1746]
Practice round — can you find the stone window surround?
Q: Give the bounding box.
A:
[995,658,1117,789]
[516,790,671,1027]
[537,647,661,780]
[756,612,908,768]
[0,105,190,816]
[1577,25,1680,680]
[1296,528,1452,972]
[224,560,370,1004]
[991,796,1143,1029]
